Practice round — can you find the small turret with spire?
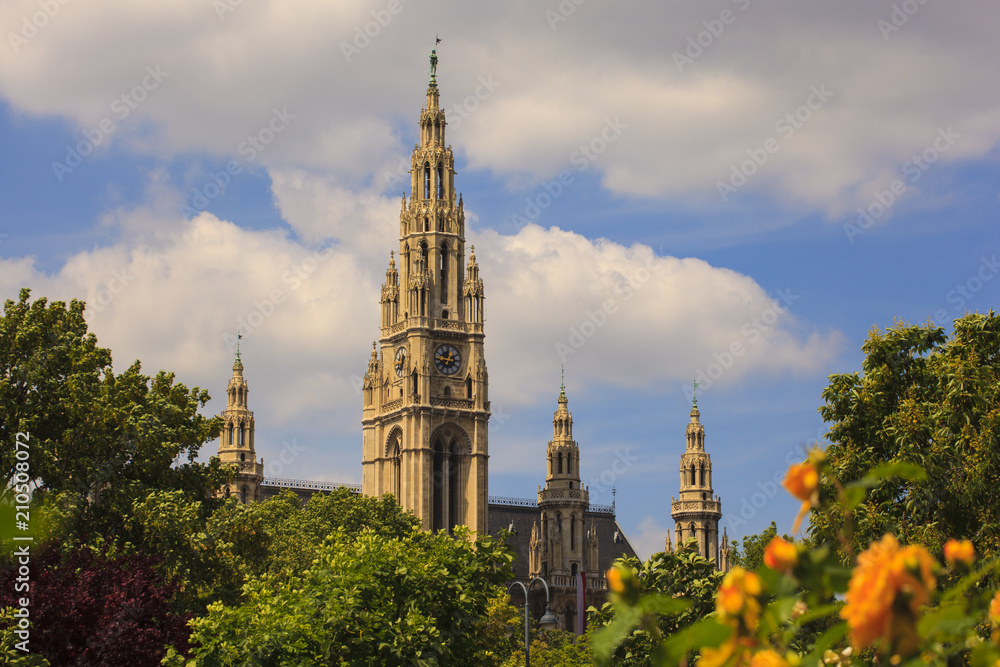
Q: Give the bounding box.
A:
[533,371,590,578]
[217,333,264,504]
[670,389,725,569]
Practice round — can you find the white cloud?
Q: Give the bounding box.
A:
[2,1,998,223]
[0,170,841,437]
[629,515,670,562]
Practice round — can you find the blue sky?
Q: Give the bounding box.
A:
[2,0,999,558]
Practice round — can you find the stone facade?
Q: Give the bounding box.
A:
[212,52,729,631]
[670,402,731,571]
[217,353,264,504]
[360,56,489,535]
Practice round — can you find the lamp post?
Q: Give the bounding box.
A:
[507,577,558,667]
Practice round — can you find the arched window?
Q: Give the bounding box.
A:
[241,486,248,504]
[689,463,696,485]
[388,432,401,501]
[424,216,429,232]
[239,425,245,447]
[567,453,572,475]
[437,164,444,199]
[558,453,563,474]
[699,464,706,486]
[439,242,448,303]
[424,162,431,199]
[466,376,472,399]
[228,423,234,446]
[571,563,578,576]
[240,453,246,462]
[443,386,451,397]
[571,514,576,550]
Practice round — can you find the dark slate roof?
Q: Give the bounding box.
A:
[487,503,638,578]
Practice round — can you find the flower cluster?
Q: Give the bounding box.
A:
[840,533,937,655]
[701,567,767,667]
[597,452,1000,667]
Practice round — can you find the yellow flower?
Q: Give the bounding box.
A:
[717,567,764,631]
[699,636,737,667]
[607,566,624,593]
[943,539,974,567]
[699,633,755,667]
[840,534,937,654]
[751,650,789,667]
[764,536,798,573]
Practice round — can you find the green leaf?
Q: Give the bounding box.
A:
[662,617,731,663]
[866,462,927,482]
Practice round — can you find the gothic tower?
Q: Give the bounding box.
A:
[218,349,263,504]
[361,50,489,535]
[530,384,590,577]
[670,400,724,567]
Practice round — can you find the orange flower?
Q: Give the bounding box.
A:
[717,567,764,631]
[840,534,937,654]
[607,566,624,593]
[783,462,819,502]
[750,649,789,667]
[763,536,798,573]
[783,453,822,533]
[943,539,974,567]
[989,590,1000,645]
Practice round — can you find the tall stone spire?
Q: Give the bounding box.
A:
[218,347,263,503]
[670,404,725,569]
[362,51,490,536]
[532,383,590,577]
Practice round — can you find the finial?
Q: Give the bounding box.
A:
[559,365,567,401]
[429,47,438,86]
[692,378,700,408]
[236,329,242,362]
[390,250,394,259]
[612,486,617,513]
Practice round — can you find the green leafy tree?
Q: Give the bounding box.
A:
[810,313,1000,561]
[0,289,226,546]
[590,539,723,666]
[735,521,794,573]
[251,487,420,577]
[166,526,515,666]
[502,628,595,667]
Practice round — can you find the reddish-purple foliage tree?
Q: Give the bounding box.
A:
[0,544,191,666]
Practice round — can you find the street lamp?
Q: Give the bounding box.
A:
[507,576,558,667]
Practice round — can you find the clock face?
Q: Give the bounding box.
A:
[433,344,462,375]
[394,347,407,377]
